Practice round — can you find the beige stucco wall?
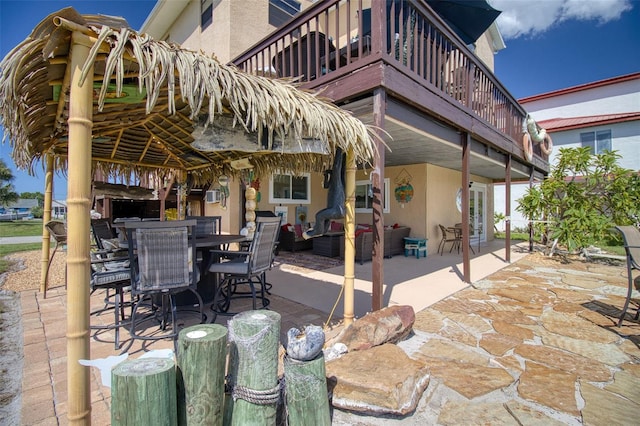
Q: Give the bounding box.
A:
[473,34,495,71]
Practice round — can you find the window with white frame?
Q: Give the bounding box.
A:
[355,178,390,213]
[581,130,611,155]
[201,0,213,30]
[269,173,311,204]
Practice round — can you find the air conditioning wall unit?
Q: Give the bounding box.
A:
[205,189,221,203]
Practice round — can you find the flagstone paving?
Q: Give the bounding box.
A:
[16,252,640,424]
[331,254,640,425]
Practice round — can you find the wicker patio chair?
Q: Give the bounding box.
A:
[615,225,640,326]
[125,220,204,350]
[208,216,280,320]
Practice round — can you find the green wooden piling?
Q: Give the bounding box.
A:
[177,324,228,426]
[225,310,281,426]
[283,354,331,426]
[111,357,177,426]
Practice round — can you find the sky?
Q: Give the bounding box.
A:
[0,0,639,200]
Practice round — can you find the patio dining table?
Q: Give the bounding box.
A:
[193,234,247,304]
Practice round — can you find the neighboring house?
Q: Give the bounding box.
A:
[140,0,549,283]
[494,72,640,231]
[0,198,38,220]
[52,199,67,219]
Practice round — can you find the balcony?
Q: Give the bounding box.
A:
[233,0,548,178]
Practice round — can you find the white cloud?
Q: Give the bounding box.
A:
[488,0,633,39]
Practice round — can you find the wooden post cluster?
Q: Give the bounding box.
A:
[111,310,331,426]
[283,354,331,426]
[226,310,281,425]
[112,358,178,425]
[177,324,228,426]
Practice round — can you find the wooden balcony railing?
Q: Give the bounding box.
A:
[233,0,535,157]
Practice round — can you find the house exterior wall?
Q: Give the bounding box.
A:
[495,73,640,231]
[146,0,501,241]
[547,120,640,171]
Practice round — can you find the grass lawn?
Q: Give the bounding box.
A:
[1,220,48,274]
[0,220,44,237]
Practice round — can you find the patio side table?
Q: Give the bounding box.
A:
[404,237,427,259]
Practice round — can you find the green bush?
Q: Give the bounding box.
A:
[517,148,640,252]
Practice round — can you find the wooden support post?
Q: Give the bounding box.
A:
[225,310,281,425]
[461,132,471,283]
[66,31,94,425]
[177,324,228,426]
[283,354,331,426]
[371,88,386,312]
[343,148,356,325]
[505,154,511,263]
[111,358,178,426]
[40,154,54,295]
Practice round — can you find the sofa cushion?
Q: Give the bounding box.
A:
[294,224,304,238]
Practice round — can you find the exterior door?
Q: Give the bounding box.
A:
[469,183,486,245]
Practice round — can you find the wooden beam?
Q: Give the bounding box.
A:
[462,132,471,283]
[371,88,386,311]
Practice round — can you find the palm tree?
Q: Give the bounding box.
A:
[0,159,19,208]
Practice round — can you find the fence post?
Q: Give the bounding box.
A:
[225,310,281,425]
[177,324,228,425]
[111,357,177,426]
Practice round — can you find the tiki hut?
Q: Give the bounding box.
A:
[0,8,378,424]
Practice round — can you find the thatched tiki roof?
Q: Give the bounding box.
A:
[0,8,377,425]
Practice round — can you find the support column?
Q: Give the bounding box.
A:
[371,88,386,311]
[66,31,94,425]
[40,154,54,294]
[505,155,511,263]
[528,166,534,253]
[461,132,471,283]
[343,147,356,326]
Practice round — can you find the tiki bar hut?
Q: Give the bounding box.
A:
[0,8,379,424]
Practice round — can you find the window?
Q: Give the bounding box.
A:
[581,130,611,154]
[269,0,300,27]
[355,178,390,213]
[201,0,213,30]
[269,173,310,204]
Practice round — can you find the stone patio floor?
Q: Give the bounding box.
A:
[18,251,640,425]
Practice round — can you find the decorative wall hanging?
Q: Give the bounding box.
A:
[275,206,288,224]
[218,175,229,209]
[295,206,308,225]
[394,168,414,207]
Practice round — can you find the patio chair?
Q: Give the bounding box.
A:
[89,254,131,350]
[615,225,640,326]
[186,215,222,237]
[44,220,67,297]
[208,216,280,320]
[124,219,204,350]
[438,224,459,255]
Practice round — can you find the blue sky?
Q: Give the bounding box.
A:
[1,0,638,199]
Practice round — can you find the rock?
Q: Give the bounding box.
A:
[335,305,414,351]
[326,344,429,415]
[286,325,324,361]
